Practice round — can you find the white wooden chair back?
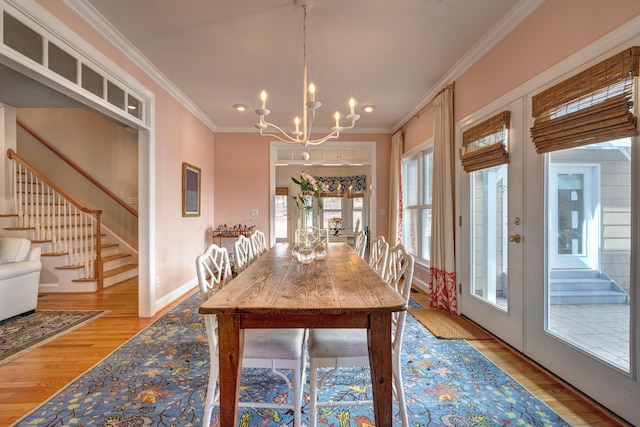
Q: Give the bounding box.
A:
[295,226,327,247]
[251,229,268,256]
[195,243,232,301]
[354,230,367,259]
[234,234,254,273]
[369,235,389,278]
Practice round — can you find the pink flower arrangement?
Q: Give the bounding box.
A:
[292,171,328,210]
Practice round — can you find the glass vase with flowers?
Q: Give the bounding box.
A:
[291,172,328,262]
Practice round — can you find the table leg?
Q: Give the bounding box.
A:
[368,312,393,427]
[217,314,242,427]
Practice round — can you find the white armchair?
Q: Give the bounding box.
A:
[0,238,42,322]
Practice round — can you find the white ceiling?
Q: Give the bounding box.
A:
[74,0,539,134]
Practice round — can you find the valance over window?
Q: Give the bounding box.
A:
[460,111,510,173]
[314,175,367,197]
[530,46,640,154]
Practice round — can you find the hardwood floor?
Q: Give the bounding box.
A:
[0,280,631,426]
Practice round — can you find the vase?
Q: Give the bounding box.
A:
[313,243,327,261]
[297,246,315,264]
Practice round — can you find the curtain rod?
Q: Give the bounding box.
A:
[399,82,455,133]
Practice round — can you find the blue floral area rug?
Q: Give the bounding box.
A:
[13,292,569,427]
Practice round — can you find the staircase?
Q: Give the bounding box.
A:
[3,149,137,292]
[549,270,630,305]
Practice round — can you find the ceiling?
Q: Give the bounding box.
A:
[74,0,539,134]
[1,1,540,134]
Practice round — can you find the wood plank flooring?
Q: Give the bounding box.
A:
[0,280,631,426]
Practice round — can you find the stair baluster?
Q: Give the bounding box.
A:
[7,149,104,289]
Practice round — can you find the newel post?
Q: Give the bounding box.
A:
[94,211,104,290]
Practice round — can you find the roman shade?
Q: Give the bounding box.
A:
[460,111,510,173]
[275,186,289,196]
[530,46,640,154]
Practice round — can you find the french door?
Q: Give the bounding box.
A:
[459,99,525,349]
[459,100,637,423]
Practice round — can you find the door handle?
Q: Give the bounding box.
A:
[509,234,522,243]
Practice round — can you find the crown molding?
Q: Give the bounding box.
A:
[392,0,544,133]
[63,0,217,132]
[215,125,392,135]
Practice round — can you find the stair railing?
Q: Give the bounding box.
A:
[17,119,137,218]
[7,149,104,290]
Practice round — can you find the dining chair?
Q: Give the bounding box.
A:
[251,229,268,256]
[234,234,255,273]
[195,243,232,301]
[354,229,367,259]
[307,243,414,427]
[369,235,389,278]
[196,243,307,427]
[295,226,327,247]
[346,218,361,247]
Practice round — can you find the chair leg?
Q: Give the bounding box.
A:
[203,317,218,427]
[293,363,302,427]
[393,359,408,427]
[203,356,218,427]
[309,361,319,427]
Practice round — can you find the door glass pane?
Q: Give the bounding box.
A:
[547,139,631,372]
[471,164,508,310]
[557,174,584,255]
[275,195,288,239]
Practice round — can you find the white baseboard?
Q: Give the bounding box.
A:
[154,278,198,313]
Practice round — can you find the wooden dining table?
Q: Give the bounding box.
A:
[198,242,407,427]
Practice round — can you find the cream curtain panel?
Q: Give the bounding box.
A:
[388,131,404,246]
[429,84,457,313]
[531,46,639,153]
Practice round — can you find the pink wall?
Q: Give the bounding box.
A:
[214,132,392,242]
[39,1,216,302]
[403,0,640,149]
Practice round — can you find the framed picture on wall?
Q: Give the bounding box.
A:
[182,162,201,217]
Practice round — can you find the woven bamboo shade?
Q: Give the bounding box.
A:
[275,186,289,196]
[460,111,510,173]
[530,46,639,154]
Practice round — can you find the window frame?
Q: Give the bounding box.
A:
[402,146,433,266]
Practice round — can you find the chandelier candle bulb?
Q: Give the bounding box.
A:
[260,90,267,109]
[309,83,316,102]
[349,97,355,115]
[335,111,340,129]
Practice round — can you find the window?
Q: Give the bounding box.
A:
[352,196,363,231]
[321,197,343,229]
[402,148,433,264]
[275,187,289,240]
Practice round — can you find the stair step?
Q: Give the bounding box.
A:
[104,263,137,278]
[44,243,120,259]
[550,278,616,292]
[103,253,132,262]
[72,263,137,282]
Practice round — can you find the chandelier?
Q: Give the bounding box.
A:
[255,0,359,148]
